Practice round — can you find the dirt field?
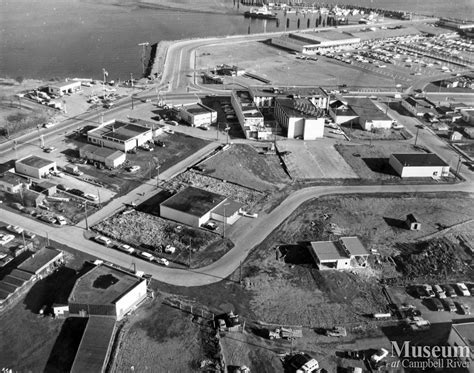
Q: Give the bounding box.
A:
[93,210,232,268]
[277,139,358,179]
[199,144,290,191]
[336,142,430,180]
[197,41,400,88]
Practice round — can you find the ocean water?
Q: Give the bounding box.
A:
[1,0,472,80]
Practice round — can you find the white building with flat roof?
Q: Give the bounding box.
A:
[47,80,82,96]
[272,31,360,53]
[231,90,271,140]
[179,103,217,127]
[389,153,450,178]
[15,156,57,179]
[310,236,369,271]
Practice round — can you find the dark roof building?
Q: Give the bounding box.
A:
[389,153,450,178]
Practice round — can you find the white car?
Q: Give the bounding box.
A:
[6,225,24,234]
[456,283,471,297]
[156,257,170,266]
[139,251,155,261]
[95,236,112,246]
[127,165,141,173]
[164,127,175,134]
[240,211,258,218]
[164,245,176,254]
[117,244,135,254]
[84,193,99,202]
[0,234,15,246]
[55,216,67,226]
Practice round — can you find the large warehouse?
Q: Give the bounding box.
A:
[274,98,325,140]
[15,156,57,179]
[272,31,360,53]
[160,186,242,227]
[68,264,147,321]
[389,153,450,178]
[231,90,271,140]
[79,144,126,168]
[178,103,217,127]
[87,120,153,152]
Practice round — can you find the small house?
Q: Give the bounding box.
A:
[405,214,421,230]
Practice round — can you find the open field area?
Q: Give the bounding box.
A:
[199,144,290,191]
[197,40,402,89]
[93,210,232,268]
[277,140,358,179]
[336,142,435,180]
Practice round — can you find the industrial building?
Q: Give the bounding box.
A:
[330,98,392,130]
[0,172,30,194]
[160,186,242,227]
[231,90,272,140]
[178,103,217,127]
[79,144,126,168]
[15,156,57,179]
[87,120,153,152]
[447,322,474,373]
[402,97,437,117]
[310,236,369,270]
[274,98,325,139]
[47,80,82,96]
[272,31,360,53]
[250,86,329,111]
[329,100,359,125]
[389,153,450,178]
[68,264,147,321]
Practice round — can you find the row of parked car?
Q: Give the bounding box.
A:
[415,283,471,314]
[93,235,174,266]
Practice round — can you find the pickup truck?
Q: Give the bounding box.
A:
[268,327,303,340]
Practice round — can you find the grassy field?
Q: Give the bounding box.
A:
[200,144,290,191]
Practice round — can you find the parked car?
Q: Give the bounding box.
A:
[428,298,444,312]
[24,231,36,239]
[69,188,85,197]
[43,146,56,153]
[456,301,471,315]
[57,184,68,191]
[0,234,15,246]
[163,127,175,134]
[84,193,99,202]
[156,257,170,266]
[443,284,457,297]
[6,225,24,234]
[154,139,166,147]
[200,125,210,131]
[421,284,435,298]
[117,244,135,254]
[95,236,112,246]
[164,120,178,126]
[138,251,155,261]
[240,211,258,218]
[164,245,176,254]
[433,285,446,299]
[443,298,457,312]
[456,283,471,297]
[202,221,217,231]
[40,215,56,224]
[55,216,67,226]
[127,165,141,173]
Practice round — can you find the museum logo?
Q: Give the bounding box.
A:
[389,341,471,370]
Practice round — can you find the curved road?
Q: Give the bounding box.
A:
[2,182,472,287]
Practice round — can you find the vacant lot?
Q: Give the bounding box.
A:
[168,171,265,210]
[93,210,232,268]
[277,140,358,179]
[336,143,429,180]
[200,144,289,191]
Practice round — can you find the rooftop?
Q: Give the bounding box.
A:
[310,241,347,261]
[392,153,449,167]
[340,237,368,257]
[18,247,63,275]
[49,80,81,88]
[37,180,57,189]
[81,144,124,160]
[212,199,243,217]
[0,172,28,186]
[290,30,358,44]
[276,98,324,118]
[346,97,391,121]
[161,186,226,217]
[250,86,327,98]
[68,265,144,306]
[182,103,215,115]
[16,156,55,169]
[88,120,151,142]
[452,322,474,346]
[70,316,116,373]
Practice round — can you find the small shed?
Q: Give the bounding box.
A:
[405,214,421,230]
[52,304,69,318]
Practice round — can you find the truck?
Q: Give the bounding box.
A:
[408,316,431,331]
[268,327,303,340]
[325,326,347,337]
[64,164,84,176]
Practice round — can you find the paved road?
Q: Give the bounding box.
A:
[2,182,472,287]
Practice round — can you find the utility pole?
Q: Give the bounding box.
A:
[414,127,419,146]
[84,201,89,230]
[188,238,192,268]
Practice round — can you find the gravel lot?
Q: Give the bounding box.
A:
[277,139,358,179]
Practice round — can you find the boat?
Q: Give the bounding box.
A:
[244,6,277,20]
